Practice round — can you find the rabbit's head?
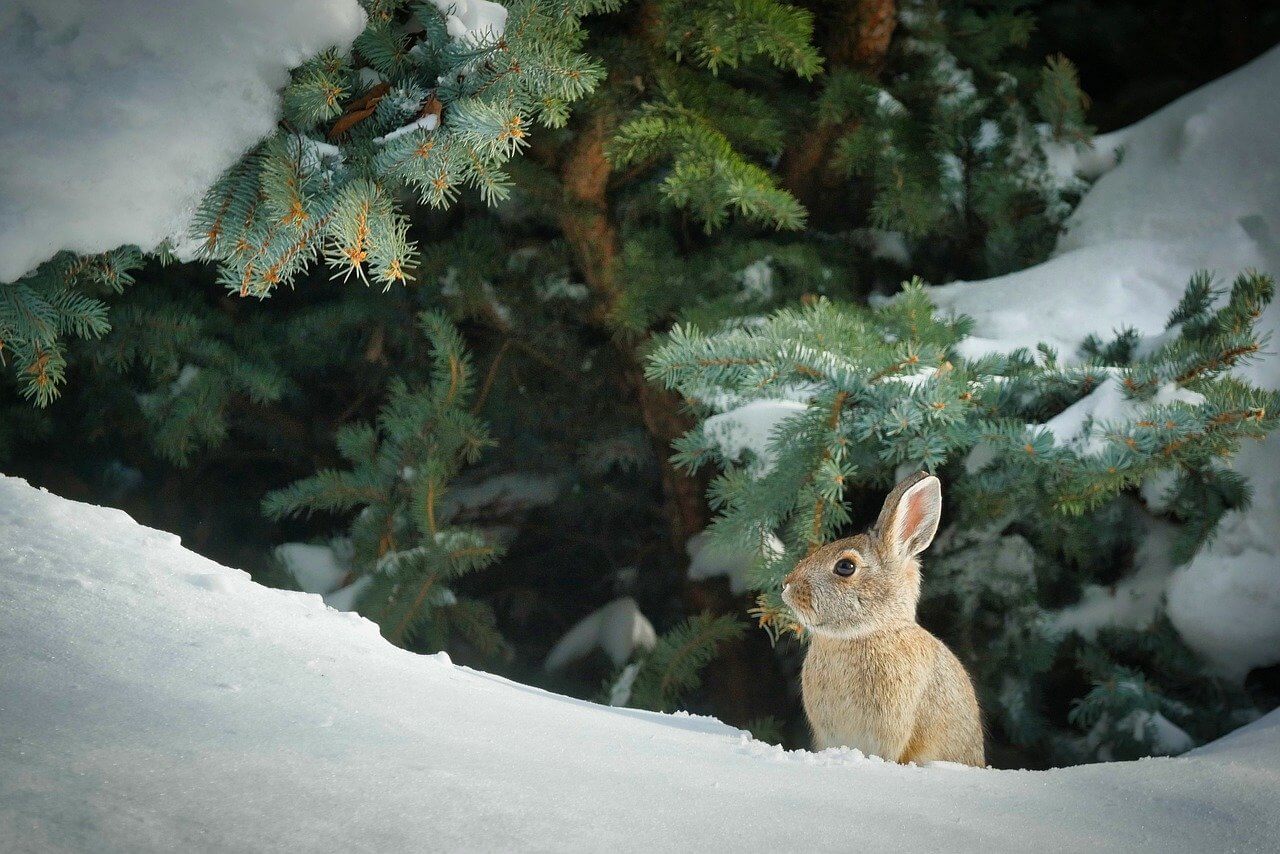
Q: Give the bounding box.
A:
[781,472,942,638]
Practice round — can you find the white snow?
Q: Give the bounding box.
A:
[544,596,657,671]
[686,531,754,594]
[438,471,564,524]
[851,227,911,265]
[276,541,350,594]
[1125,710,1196,756]
[276,539,372,611]
[702,399,807,475]
[428,0,507,46]
[928,46,1280,680]
[881,365,939,389]
[1036,374,1206,456]
[0,0,366,282]
[375,113,439,144]
[685,529,784,594]
[321,573,372,612]
[1040,131,1122,189]
[735,258,775,303]
[2,476,1279,851]
[1052,519,1180,640]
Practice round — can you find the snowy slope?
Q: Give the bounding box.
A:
[1,476,1278,852]
[0,0,366,281]
[928,46,1280,679]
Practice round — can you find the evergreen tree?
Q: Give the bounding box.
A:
[648,270,1278,761]
[263,310,508,656]
[194,0,606,296]
[0,248,144,405]
[604,611,745,711]
[0,0,604,405]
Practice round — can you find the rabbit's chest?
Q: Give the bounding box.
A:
[801,635,925,751]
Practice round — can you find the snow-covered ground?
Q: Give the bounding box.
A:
[2,476,1278,852]
[0,0,366,281]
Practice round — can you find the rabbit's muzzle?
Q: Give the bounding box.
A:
[781,570,812,616]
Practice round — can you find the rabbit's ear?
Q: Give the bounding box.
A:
[876,472,942,558]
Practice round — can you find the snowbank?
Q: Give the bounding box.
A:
[928,46,1280,679]
[0,0,366,282]
[1,476,1278,851]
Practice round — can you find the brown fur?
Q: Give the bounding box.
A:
[782,473,985,766]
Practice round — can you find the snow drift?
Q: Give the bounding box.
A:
[2,476,1278,852]
[928,45,1280,679]
[0,0,366,281]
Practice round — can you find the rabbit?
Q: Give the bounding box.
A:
[781,471,984,767]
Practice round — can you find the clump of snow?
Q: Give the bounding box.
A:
[439,471,565,524]
[0,0,366,282]
[275,539,372,610]
[276,541,350,594]
[322,573,372,612]
[537,276,590,302]
[735,258,775,303]
[375,113,440,144]
[427,0,507,45]
[928,46,1280,680]
[1084,709,1195,761]
[686,529,784,595]
[851,228,911,265]
[1128,710,1195,756]
[2,476,1279,850]
[962,441,998,475]
[880,365,938,389]
[1040,132,1123,188]
[1139,468,1179,513]
[703,399,806,476]
[607,661,642,706]
[1036,375,1205,456]
[1167,540,1280,681]
[1052,519,1180,640]
[544,597,657,671]
[874,88,907,118]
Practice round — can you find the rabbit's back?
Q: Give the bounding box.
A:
[802,624,984,766]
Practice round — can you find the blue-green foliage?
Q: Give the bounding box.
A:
[604,611,745,713]
[194,0,605,297]
[607,1,821,232]
[2,0,604,406]
[1,248,143,404]
[648,270,1277,761]
[820,0,1092,274]
[90,282,288,465]
[264,310,506,655]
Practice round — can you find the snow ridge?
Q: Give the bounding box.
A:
[1,475,1278,851]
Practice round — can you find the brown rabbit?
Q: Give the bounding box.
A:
[781,472,984,766]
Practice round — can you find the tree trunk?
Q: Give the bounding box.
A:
[780,0,897,219]
[556,108,710,552]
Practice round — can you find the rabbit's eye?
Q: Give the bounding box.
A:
[833,557,858,577]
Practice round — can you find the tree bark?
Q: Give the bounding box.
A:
[556,108,710,551]
[779,0,897,220]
